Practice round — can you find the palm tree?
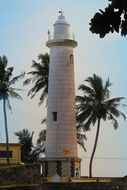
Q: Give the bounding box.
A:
[15,129,36,163]
[76,74,126,177]
[23,53,49,105]
[15,128,45,163]
[0,55,24,165]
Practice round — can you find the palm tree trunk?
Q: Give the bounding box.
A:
[3,98,10,165]
[89,118,100,177]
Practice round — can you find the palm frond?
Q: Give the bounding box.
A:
[119,111,126,121]
[41,118,47,124]
[108,113,118,129]
[106,97,125,106]
[9,72,25,85]
[37,129,46,145]
[31,60,42,69]
[23,78,33,86]
[103,78,111,100]
[86,74,103,95]
[82,118,93,131]
[78,84,95,97]
[76,105,93,125]
[77,133,87,152]
[0,55,8,68]
[38,53,49,64]
[8,90,22,100]
[38,88,48,105]
[76,95,94,105]
[24,53,49,104]
[6,97,12,112]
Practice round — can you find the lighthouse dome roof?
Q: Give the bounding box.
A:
[54,13,70,26]
[53,12,70,39]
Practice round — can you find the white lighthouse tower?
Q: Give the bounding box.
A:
[42,11,81,179]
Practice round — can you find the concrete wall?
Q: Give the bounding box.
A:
[0,164,40,186]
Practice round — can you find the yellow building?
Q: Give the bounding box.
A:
[0,143,21,165]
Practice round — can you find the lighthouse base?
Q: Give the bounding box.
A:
[41,157,81,180]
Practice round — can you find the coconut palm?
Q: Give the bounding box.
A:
[23,53,49,105]
[15,129,35,163]
[76,74,126,177]
[0,55,24,165]
[15,128,45,163]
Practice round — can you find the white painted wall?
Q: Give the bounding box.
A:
[46,14,78,159]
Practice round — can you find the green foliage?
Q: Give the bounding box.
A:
[89,0,127,37]
[15,129,36,163]
[15,129,45,163]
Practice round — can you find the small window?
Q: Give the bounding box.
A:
[0,151,12,158]
[52,112,57,121]
[70,54,74,64]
